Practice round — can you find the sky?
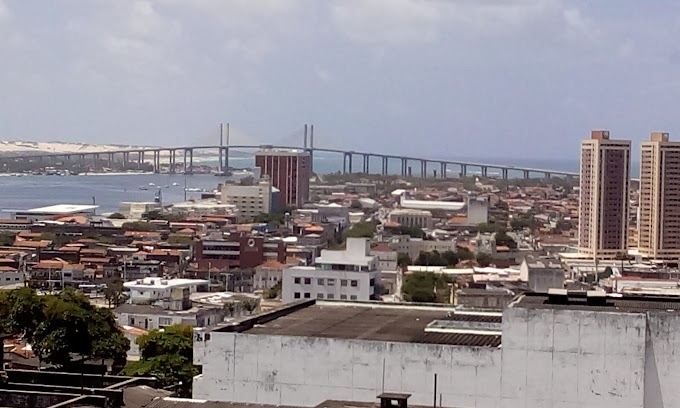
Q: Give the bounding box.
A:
[1,1,680,161]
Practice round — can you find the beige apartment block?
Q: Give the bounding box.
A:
[638,132,680,261]
[578,130,631,259]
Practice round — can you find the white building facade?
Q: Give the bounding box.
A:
[221,179,273,221]
[282,238,380,303]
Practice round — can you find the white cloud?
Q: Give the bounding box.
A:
[0,0,9,22]
[330,0,595,46]
[330,0,440,46]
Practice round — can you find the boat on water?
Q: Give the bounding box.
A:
[184,187,203,192]
[148,182,155,186]
[139,186,149,190]
[172,182,180,186]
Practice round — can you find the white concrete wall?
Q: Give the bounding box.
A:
[194,304,680,408]
[501,306,646,408]
[194,332,501,407]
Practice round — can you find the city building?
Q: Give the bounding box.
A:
[578,130,631,259]
[638,131,680,261]
[221,178,273,221]
[118,201,162,219]
[467,196,489,225]
[194,291,680,407]
[194,234,287,269]
[255,149,311,207]
[253,259,286,292]
[12,204,99,222]
[388,209,433,229]
[123,277,208,303]
[282,238,380,303]
[388,235,457,261]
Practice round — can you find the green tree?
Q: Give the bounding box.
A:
[122,324,198,397]
[0,287,45,343]
[397,253,412,269]
[108,212,126,220]
[104,279,126,308]
[402,272,451,303]
[495,231,517,249]
[477,222,506,234]
[389,225,425,238]
[0,232,16,246]
[263,282,282,299]
[476,252,492,267]
[456,247,475,261]
[122,221,158,231]
[441,250,459,267]
[30,288,128,370]
[510,216,536,231]
[345,221,377,239]
[167,235,194,246]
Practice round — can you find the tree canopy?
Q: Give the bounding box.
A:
[122,221,159,232]
[0,287,128,371]
[388,225,425,238]
[122,324,198,397]
[414,250,459,267]
[345,221,378,239]
[402,272,451,303]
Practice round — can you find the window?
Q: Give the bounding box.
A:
[327,279,336,286]
[294,277,301,284]
[318,278,325,285]
[341,279,347,287]
[340,294,347,300]
[304,292,311,299]
[370,278,375,286]
[159,317,172,327]
[294,292,301,299]
[327,293,335,299]
[351,280,358,287]
[350,295,358,300]
[317,293,324,299]
[304,278,311,285]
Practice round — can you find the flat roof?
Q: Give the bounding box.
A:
[514,292,680,313]
[220,301,501,347]
[23,204,99,214]
[124,278,208,290]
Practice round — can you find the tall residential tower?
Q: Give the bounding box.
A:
[638,132,680,261]
[578,130,631,259]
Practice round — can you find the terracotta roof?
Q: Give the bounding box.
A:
[304,225,324,233]
[447,216,468,224]
[17,232,41,238]
[0,219,31,224]
[0,266,18,272]
[149,249,181,256]
[371,243,392,252]
[34,260,66,270]
[54,215,89,224]
[13,240,50,248]
[58,246,81,252]
[177,228,195,234]
[256,260,286,270]
[383,221,401,228]
[76,238,100,244]
[80,257,113,264]
[496,245,511,252]
[80,248,107,255]
[131,240,158,246]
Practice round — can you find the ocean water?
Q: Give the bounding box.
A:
[0,155,639,216]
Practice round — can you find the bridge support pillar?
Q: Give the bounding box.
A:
[440,163,447,179]
[188,149,194,174]
[401,159,407,177]
[381,157,388,175]
[152,151,160,173]
[170,150,176,173]
[523,170,530,179]
[107,153,113,169]
[545,172,552,179]
[421,161,427,178]
[502,168,508,180]
[362,154,369,173]
[183,150,188,174]
[461,164,467,177]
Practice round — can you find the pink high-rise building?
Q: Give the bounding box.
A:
[255,149,311,208]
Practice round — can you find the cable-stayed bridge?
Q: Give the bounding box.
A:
[0,124,577,179]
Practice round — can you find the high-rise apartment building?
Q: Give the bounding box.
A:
[255,149,311,208]
[578,130,631,259]
[638,132,680,260]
